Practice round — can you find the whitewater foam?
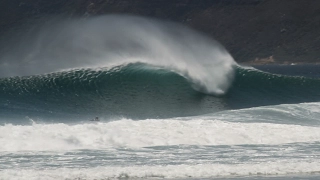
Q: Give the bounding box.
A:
[205,102,320,125]
[1,117,320,151]
[2,161,320,180]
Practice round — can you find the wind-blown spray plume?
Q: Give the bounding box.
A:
[0,15,236,95]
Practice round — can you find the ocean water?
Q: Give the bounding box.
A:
[1,15,320,180]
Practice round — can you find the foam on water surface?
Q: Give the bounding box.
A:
[2,161,320,180]
[1,116,320,151]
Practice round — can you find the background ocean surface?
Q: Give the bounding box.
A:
[1,16,320,180]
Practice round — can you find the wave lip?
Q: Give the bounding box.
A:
[0,15,236,95]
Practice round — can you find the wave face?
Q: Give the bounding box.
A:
[1,64,320,123]
[226,66,320,108]
[0,63,220,122]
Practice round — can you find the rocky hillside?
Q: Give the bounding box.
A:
[1,0,320,64]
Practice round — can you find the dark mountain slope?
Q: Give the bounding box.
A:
[0,0,319,64]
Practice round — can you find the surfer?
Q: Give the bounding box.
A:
[90,117,99,121]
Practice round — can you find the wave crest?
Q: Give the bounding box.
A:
[0,15,236,95]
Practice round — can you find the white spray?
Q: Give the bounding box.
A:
[0,15,236,95]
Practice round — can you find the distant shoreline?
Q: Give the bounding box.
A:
[239,56,320,66]
[240,62,320,66]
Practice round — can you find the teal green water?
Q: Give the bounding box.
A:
[1,63,320,123]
